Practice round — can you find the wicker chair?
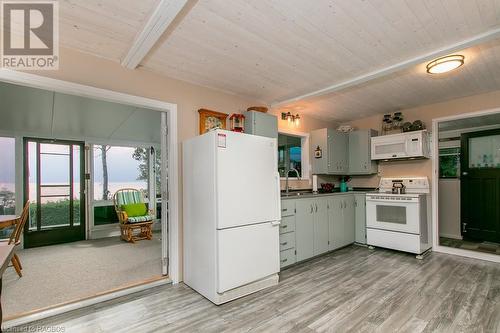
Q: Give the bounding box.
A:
[113,189,154,243]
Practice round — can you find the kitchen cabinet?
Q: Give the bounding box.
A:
[313,198,329,255]
[349,129,378,174]
[294,197,330,261]
[311,128,378,175]
[311,128,348,175]
[244,111,278,139]
[328,195,355,250]
[282,194,357,266]
[354,194,366,244]
[295,199,315,261]
[279,200,296,268]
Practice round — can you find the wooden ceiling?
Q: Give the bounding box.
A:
[58,0,500,122]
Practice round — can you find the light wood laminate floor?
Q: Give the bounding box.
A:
[13,246,500,332]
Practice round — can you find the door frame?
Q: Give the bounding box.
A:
[432,107,500,264]
[0,69,180,283]
[23,137,86,248]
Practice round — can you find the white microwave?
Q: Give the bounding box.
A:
[371,130,430,160]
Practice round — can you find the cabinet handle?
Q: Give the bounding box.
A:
[315,204,318,212]
[280,242,288,246]
[310,205,313,213]
[280,225,287,229]
[282,208,288,212]
[281,259,288,263]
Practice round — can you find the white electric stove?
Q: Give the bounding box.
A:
[365,177,431,258]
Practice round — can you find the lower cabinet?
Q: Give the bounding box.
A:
[279,200,297,268]
[295,199,314,261]
[281,194,358,268]
[328,195,355,250]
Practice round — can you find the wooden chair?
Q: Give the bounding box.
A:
[7,202,29,277]
[113,189,154,243]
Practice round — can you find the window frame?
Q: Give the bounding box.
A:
[278,128,310,181]
[0,135,18,216]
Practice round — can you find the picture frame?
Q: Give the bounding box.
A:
[198,108,228,134]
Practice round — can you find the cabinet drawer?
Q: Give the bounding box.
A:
[280,248,296,268]
[279,232,295,251]
[280,215,296,234]
[281,200,295,217]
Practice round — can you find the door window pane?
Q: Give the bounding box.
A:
[376,205,407,224]
[469,134,500,168]
[0,137,16,215]
[278,134,302,177]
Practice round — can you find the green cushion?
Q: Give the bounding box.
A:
[121,203,148,217]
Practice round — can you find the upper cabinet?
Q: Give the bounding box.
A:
[244,111,278,139]
[349,129,378,174]
[311,128,378,175]
[311,128,348,175]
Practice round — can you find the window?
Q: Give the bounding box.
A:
[93,145,148,200]
[93,145,159,226]
[278,134,303,178]
[0,137,16,215]
[439,147,460,178]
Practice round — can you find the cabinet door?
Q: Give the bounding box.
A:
[313,198,329,255]
[348,131,363,173]
[311,129,329,174]
[328,131,349,174]
[328,197,344,250]
[343,195,356,246]
[244,111,278,139]
[354,194,366,244]
[295,199,315,261]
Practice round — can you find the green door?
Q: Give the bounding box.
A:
[24,138,86,248]
[460,129,500,243]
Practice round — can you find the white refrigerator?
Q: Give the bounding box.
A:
[183,130,281,305]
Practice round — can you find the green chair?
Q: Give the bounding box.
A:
[113,188,154,243]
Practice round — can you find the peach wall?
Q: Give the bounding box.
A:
[30,47,333,279]
[344,89,500,188]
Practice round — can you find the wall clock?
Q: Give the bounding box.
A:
[198,108,228,134]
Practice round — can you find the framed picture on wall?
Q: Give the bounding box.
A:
[198,109,228,134]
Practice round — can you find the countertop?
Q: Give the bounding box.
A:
[281,189,375,200]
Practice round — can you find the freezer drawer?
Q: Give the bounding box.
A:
[217,222,280,293]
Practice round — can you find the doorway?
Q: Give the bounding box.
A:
[434,110,500,261]
[460,129,500,243]
[23,138,85,248]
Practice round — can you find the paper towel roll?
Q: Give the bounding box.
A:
[312,175,318,193]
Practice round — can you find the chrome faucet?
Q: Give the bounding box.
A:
[285,168,300,195]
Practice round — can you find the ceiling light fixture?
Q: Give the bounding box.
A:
[426,54,465,74]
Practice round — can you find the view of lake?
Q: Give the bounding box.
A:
[0,181,147,203]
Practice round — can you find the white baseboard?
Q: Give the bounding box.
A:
[3,277,170,330]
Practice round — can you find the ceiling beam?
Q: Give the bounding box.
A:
[121,0,192,69]
[272,27,500,108]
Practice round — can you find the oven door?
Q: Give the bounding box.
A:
[366,197,420,234]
